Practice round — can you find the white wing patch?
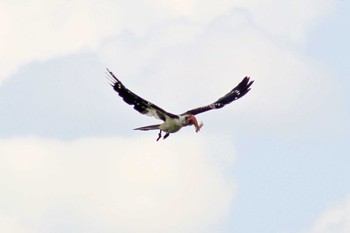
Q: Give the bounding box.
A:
[144,108,162,119]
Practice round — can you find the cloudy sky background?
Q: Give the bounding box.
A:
[1,0,349,232]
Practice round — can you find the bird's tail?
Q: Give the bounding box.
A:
[134,124,161,131]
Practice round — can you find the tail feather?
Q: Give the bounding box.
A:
[134,124,160,131]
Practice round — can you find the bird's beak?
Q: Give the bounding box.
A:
[187,115,204,133]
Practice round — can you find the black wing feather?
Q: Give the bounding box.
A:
[182,76,254,116]
[107,69,178,121]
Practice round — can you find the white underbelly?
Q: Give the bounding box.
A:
[160,118,183,133]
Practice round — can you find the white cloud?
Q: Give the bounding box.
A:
[295,197,350,233]
[0,136,234,233]
[241,0,335,42]
[1,0,336,84]
[0,214,34,233]
[0,0,122,84]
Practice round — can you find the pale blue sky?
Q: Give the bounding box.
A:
[1,1,349,233]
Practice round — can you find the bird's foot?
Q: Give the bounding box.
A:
[156,130,162,141]
[163,133,170,140]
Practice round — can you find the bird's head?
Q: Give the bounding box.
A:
[183,115,204,133]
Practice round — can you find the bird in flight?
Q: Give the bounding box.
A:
[107,69,254,141]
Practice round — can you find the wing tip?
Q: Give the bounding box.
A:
[106,68,118,82]
[242,76,254,89]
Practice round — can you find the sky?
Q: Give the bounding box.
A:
[1,0,350,233]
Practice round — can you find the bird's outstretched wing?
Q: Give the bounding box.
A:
[182,77,254,116]
[107,69,179,121]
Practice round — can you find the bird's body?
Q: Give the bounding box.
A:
[107,69,253,141]
[159,117,183,133]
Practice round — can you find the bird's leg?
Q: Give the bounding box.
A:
[156,130,162,141]
[163,133,170,140]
